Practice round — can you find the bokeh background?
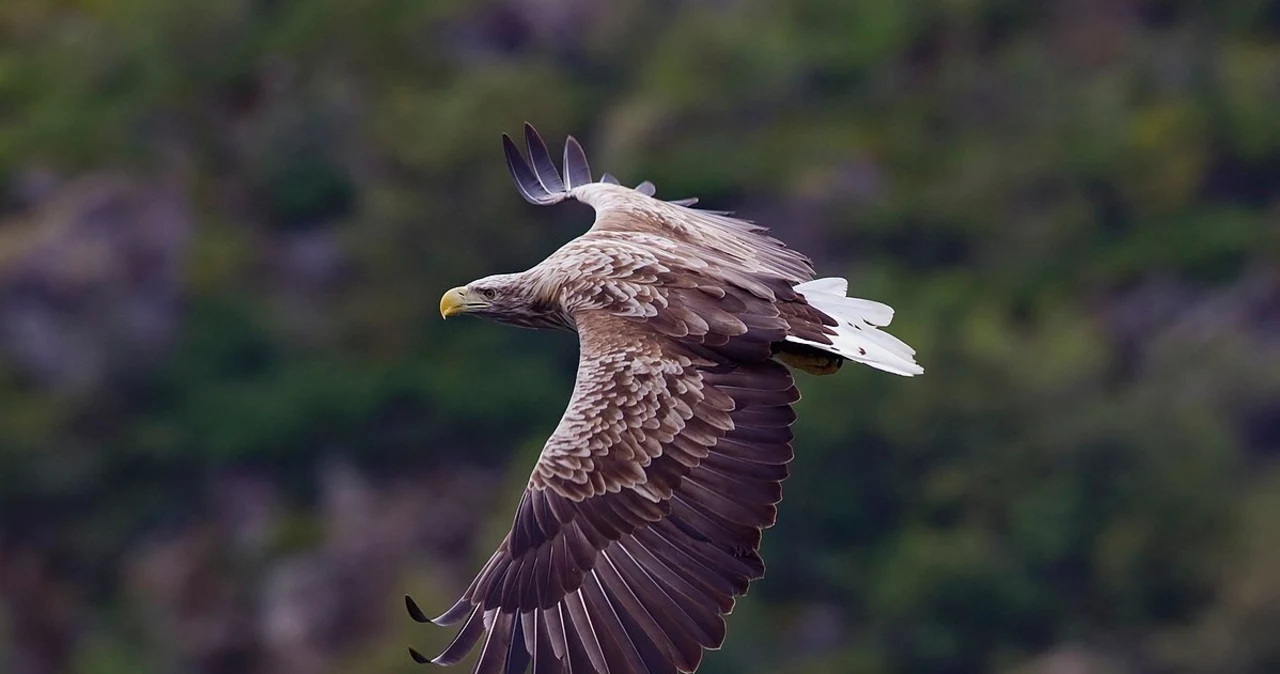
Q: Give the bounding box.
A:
[1,1,1279,673]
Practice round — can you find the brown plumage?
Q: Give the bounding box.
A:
[418,124,923,673]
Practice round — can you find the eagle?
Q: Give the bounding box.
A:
[408,124,922,674]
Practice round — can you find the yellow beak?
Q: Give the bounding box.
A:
[440,286,467,319]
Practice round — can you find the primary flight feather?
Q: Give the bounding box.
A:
[410,123,923,674]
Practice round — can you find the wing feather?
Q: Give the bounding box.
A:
[525,124,566,194]
[603,545,703,671]
[506,615,532,674]
[544,603,567,661]
[564,589,608,674]
[581,570,649,674]
[473,611,512,674]
[596,547,684,665]
[562,603,597,674]
[531,610,563,674]
[614,536,723,647]
[433,606,485,665]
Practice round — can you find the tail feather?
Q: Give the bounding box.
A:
[788,278,924,377]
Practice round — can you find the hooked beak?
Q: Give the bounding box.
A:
[439,286,468,319]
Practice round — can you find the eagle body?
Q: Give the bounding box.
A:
[414,125,922,674]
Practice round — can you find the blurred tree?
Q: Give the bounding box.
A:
[0,0,1277,673]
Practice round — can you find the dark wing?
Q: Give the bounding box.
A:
[504,123,700,209]
[409,289,833,673]
[504,123,814,287]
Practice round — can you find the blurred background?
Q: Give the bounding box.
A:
[1,1,1278,673]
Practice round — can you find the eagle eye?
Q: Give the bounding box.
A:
[478,287,498,300]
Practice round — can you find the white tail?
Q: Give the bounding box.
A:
[788,277,924,377]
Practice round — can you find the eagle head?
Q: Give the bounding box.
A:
[439,272,565,329]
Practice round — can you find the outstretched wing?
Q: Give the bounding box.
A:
[503,123,815,287]
[410,291,821,673]
[503,123,700,209]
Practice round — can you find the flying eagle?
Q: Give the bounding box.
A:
[408,124,922,674]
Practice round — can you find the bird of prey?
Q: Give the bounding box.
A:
[408,124,922,674]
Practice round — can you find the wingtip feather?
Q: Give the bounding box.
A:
[430,595,475,626]
[406,595,431,623]
[503,123,702,208]
[562,135,592,189]
[503,133,556,205]
[525,123,566,193]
